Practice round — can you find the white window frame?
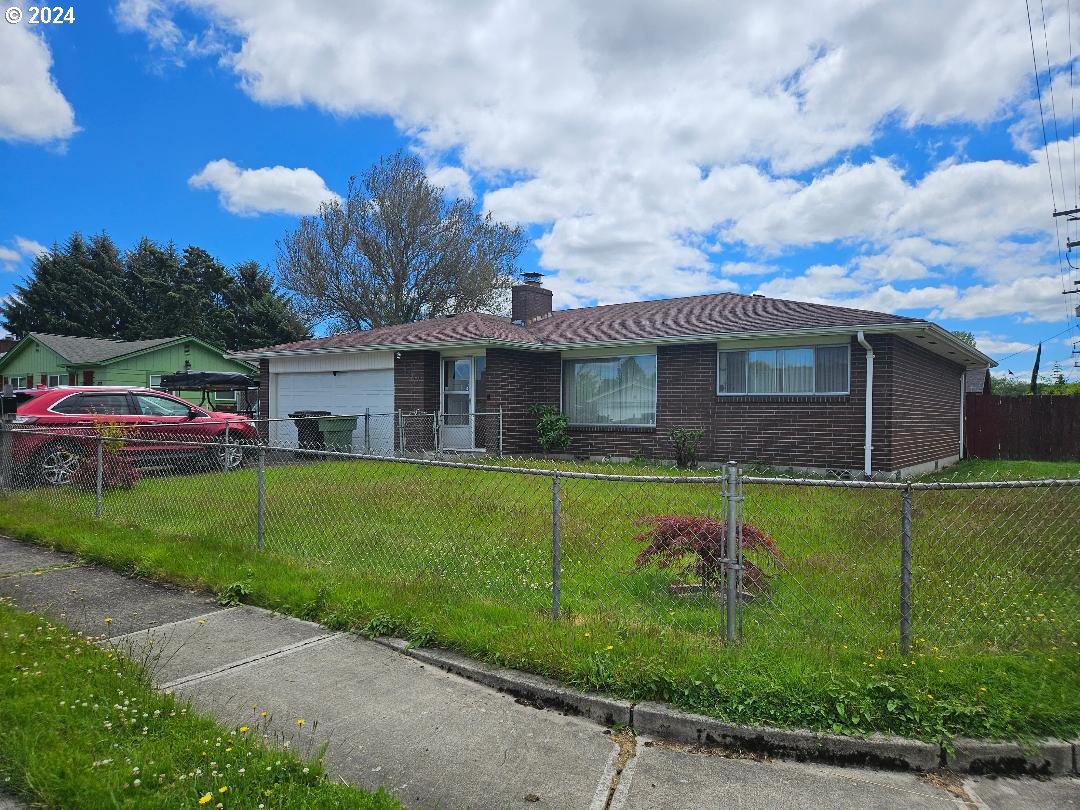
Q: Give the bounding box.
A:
[10,376,27,390]
[716,344,851,396]
[215,389,237,402]
[148,374,164,390]
[561,353,658,428]
[46,373,64,387]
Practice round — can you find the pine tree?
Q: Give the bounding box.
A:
[1,233,131,338]
[1,230,309,350]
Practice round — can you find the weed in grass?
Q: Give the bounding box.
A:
[0,600,399,809]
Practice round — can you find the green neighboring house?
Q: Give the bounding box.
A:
[0,333,257,409]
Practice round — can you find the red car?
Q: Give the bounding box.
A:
[10,386,260,486]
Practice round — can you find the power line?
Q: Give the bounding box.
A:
[993,323,1079,362]
[1039,0,1068,205]
[1027,0,1059,210]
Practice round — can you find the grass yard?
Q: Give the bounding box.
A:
[0,601,400,809]
[0,455,1076,743]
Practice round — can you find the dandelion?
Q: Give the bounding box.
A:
[296,719,305,727]
[103,618,112,624]
[239,726,249,733]
[218,786,228,794]
[260,711,268,718]
[605,645,614,651]
[199,794,212,805]
[198,620,207,626]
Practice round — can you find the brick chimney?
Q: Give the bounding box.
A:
[511,272,553,324]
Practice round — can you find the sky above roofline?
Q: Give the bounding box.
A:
[1,1,1078,383]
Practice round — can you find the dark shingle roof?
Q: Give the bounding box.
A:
[29,333,183,364]
[527,293,919,344]
[243,292,923,355]
[251,313,537,354]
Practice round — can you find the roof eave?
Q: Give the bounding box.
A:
[231,321,984,361]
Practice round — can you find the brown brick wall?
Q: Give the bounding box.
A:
[394,350,440,451]
[484,348,560,455]
[889,337,963,470]
[388,335,963,471]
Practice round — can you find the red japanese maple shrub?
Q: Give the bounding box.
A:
[633,515,781,593]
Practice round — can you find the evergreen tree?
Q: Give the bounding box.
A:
[2,230,310,351]
[2,233,131,338]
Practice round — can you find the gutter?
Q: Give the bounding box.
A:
[856,331,875,478]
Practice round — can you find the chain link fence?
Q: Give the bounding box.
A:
[1,416,1077,665]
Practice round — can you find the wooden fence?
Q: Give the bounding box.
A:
[965,394,1080,460]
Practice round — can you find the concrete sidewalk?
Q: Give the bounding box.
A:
[1,536,1076,810]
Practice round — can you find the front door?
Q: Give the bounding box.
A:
[440,357,474,450]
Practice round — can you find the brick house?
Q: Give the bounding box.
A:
[232,276,994,476]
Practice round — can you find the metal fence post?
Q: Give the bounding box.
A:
[257,445,266,551]
[552,472,561,620]
[94,435,104,518]
[433,411,440,453]
[364,408,371,455]
[900,485,912,655]
[397,410,404,457]
[725,460,740,642]
[498,407,504,458]
[0,417,13,492]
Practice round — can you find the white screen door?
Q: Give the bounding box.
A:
[441,358,473,449]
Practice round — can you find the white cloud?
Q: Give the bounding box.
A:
[426,165,474,200]
[188,159,340,216]
[0,12,76,143]
[115,0,184,51]
[0,235,48,270]
[124,0,1079,329]
[973,335,1038,356]
[13,237,46,257]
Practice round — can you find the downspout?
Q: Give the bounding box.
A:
[856,331,874,478]
[959,372,965,460]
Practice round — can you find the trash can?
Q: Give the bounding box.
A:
[318,415,359,453]
[288,410,331,450]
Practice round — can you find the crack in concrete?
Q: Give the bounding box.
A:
[594,729,638,810]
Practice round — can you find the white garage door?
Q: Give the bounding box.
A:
[271,368,395,455]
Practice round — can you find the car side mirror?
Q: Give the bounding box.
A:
[187,408,201,419]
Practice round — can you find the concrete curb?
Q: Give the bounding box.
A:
[946,737,1074,776]
[633,700,941,771]
[374,637,632,727]
[374,636,1078,776]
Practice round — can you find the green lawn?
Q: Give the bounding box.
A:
[0,601,400,809]
[0,455,1077,743]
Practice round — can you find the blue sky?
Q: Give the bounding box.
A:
[1,0,1079,380]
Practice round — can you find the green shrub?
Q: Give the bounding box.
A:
[667,426,705,469]
[532,405,571,453]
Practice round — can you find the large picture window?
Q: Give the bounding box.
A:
[563,354,657,426]
[717,345,849,395]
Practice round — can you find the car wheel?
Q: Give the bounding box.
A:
[211,435,248,471]
[35,441,86,487]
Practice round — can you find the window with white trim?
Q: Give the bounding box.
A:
[46,373,64,387]
[148,374,164,390]
[215,389,236,402]
[563,354,657,426]
[717,345,850,395]
[10,376,27,390]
